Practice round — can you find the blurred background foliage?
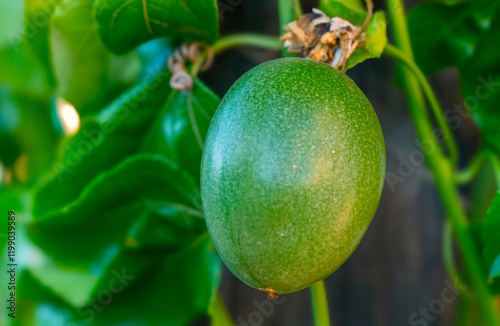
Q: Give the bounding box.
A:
[0,0,499,325]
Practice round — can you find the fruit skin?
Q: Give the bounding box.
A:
[201,57,385,294]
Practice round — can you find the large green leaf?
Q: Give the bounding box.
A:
[460,10,500,154]
[50,0,140,113]
[23,0,59,89]
[15,238,220,326]
[126,200,205,249]
[319,0,387,69]
[30,154,203,264]
[88,237,221,326]
[33,67,172,217]
[28,155,209,316]
[0,45,53,97]
[409,1,500,154]
[29,260,101,308]
[483,192,500,278]
[94,0,219,54]
[0,0,60,96]
[0,89,59,180]
[11,270,76,326]
[27,245,159,309]
[140,79,220,181]
[28,66,220,324]
[0,0,24,48]
[408,0,499,75]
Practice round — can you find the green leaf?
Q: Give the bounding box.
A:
[28,154,207,311]
[23,0,59,89]
[0,45,53,97]
[483,192,500,278]
[28,247,159,308]
[89,237,221,326]
[33,67,172,217]
[459,10,500,154]
[0,89,59,179]
[408,0,499,75]
[13,270,76,326]
[0,0,58,97]
[319,0,367,24]
[140,79,220,181]
[30,262,100,307]
[28,70,221,323]
[0,0,24,48]
[15,238,220,326]
[345,11,387,70]
[30,154,202,264]
[94,0,219,54]
[50,0,141,113]
[319,1,387,69]
[127,200,206,249]
[409,1,500,154]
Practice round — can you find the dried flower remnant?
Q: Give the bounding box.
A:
[260,288,279,299]
[168,42,214,91]
[281,7,372,71]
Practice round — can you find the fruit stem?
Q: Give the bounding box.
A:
[212,34,282,55]
[279,0,298,57]
[384,0,500,324]
[310,280,331,326]
[354,0,373,41]
[383,43,459,165]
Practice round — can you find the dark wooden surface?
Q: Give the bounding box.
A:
[197,1,479,325]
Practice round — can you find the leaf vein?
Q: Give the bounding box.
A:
[142,0,153,33]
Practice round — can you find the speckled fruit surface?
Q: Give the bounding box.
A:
[201,58,385,294]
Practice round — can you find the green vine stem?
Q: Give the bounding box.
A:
[384,44,459,165]
[186,34,281,79]
[384,0,500,324]
[279,0,297,57]
[485,151,500,187]
[292,0,303,18]
[442,219,465,290]
[454,151,486,185]
[212,34,282,55]
[310,281,331,326]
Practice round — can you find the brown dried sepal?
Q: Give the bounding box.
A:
[259,288,278,300]
[281,8,367,71]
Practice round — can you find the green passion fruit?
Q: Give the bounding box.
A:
[201,58,385,295]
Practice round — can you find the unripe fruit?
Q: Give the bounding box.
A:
[201,58,385,295]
